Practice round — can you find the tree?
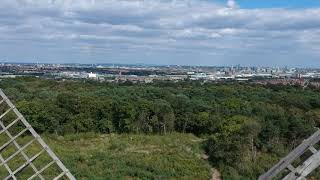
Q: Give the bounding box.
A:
[153,99,175,134]
[112,99,136,133]
[206,116,261,178]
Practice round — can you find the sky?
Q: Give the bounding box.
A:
[1,0,320,67]
[226,0,320,9]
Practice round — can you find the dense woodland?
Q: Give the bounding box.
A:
[1,77,320,179]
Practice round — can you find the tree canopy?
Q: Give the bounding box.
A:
[1,77,320,179]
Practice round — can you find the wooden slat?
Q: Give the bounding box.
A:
[0,89,76,180]
[309,146,318,154]
[283,149,320,180]
[54,172,67,180]
[27,160,56,180]
[0,127,29,152]
[0,153,17,180]
[0,98,7,105]
[4,149,45,180]
[259,129,320,180]
[0,138,36,166]
[0,120,45,180]
[0,107,13,119]
[287,164,295,172]
[0,117,21,135]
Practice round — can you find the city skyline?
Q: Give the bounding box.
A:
[0,0,320,66]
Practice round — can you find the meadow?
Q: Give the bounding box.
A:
[0,133,211,179]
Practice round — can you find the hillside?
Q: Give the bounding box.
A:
[0,133,212,179]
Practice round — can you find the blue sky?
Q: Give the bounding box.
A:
[0,0,320,67]
[226,0,320,9]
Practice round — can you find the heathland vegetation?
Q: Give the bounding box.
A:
[1,77,320,179]
[0,133,211,179]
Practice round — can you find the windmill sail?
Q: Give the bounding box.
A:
[259,129,320,180]
[0,89,75,180]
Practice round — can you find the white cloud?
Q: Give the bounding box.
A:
[0,0,319,66]
[227,0,238,9]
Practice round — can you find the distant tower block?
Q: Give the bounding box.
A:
[0,89,76,180]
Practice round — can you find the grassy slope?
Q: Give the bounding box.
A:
[0,133,211,179]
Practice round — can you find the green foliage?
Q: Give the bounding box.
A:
[0,133,211,179]
[0,77,319,178]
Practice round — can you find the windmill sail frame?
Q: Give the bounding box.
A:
[259,129,320,180]
[0,89,76,180]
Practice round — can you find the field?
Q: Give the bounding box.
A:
[0,133,212,179]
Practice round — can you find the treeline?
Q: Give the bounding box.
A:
[1,77,320,179]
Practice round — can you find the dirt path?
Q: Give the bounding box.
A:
[211,168,221,180]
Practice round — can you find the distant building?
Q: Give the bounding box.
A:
[191,73,207,80]
[88,72,97,79]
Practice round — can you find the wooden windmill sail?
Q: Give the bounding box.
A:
[0,89,75,179]
[259,129,320,180]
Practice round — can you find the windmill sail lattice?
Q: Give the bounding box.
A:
[0,89,75,179]
[259,129,320,180]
